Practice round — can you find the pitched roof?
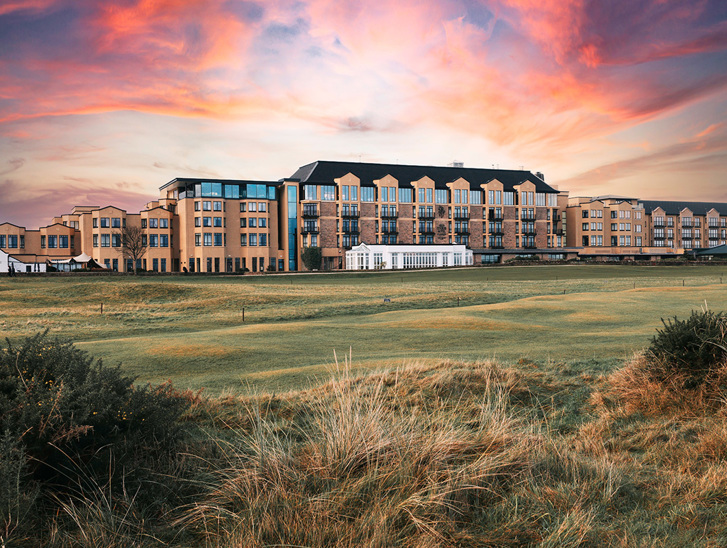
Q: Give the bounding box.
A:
[289,160,558,193]
[639,200,727,216]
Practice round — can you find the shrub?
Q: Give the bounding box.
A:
[645,310,727,387]
[301,246,322,271]
[0,331,189,531]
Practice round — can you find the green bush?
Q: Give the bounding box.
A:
[0,332,189,504]
[645,310,727,387]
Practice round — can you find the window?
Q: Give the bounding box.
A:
[195,217,201,227]
[111,217,121,228]
[249,234,258,246]
[47,235,57,248]
[214,217,222,227]
[321,185,336,201]
[399,188,413,203]
[213,201,222,211]
[195,233,201,246]
[111,234,121,247]
[203,233,212,246]
[214,233,223,246]
[582,210,589,218]
[92,235,98,247]
[0,235,5,248]
[259,234,267,246]
[435,189,448,204]
[258,202,266,212]
[240,218,247,228]
[100,234,110,247]
[149,235,158,247]
[203,201,212,211]
[100,218,109,228]
[93,218,98,228]
[7,235,18,248]
[418,188,426,203]
[342,185,349,201]
[248,202,257,212]
[160,218,168,228]
[195,201,201,211]
[240,202,246,212]
[160,235,169,247]
[149,218,158,228]
[240,234,247,246]
[141,219,147,228]
[249,218,257,228]
[304,185,317,200]
[259,218,267,228]
[470,190,481,204]
[59,235,69,248]
[426,188,433,203]
[360,187,375,202]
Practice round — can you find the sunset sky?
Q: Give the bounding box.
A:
[1,0,726,229]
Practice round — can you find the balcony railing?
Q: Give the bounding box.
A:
[520,215,536,222]
[341,210,359,218]
[521,229,537,236]
[453,213,469,220]
[418,211,435,219]
[382,227,398,234]
[380,211,398,218]
[455,228,470,235]
[302,206,319,217]
[342,226,359,234]
[488,213,504,221]
[653,222,666,228]
[301,224,319,234]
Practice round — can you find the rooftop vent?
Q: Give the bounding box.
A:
[448,161,464,168]
[536,171,545,181]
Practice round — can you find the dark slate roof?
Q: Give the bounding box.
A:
[159,177,282,191]
[639,200,727,216]
[289,160,558,193]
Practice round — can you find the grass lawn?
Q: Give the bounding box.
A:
[2,264,726,392]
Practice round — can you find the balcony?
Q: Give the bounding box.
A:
[380,211,398,219]
[341,209,359,218]
[520,215,536,222]
[653,235,666,240]
[302,206,319,217]
[521,229,537,236]
[454,212,469,220]
[653,222,666,228]
[490,244,504,249]
[382,227,398,234]
[491,230,504,236]
[455,228,470,235]
[488,213,504,221]
[342,226,359,234]
[418,211,435,219]
[522,243,538,249]
[301,224,319,234]
[419,227,435,235]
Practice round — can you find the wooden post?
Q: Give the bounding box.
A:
[242,308,245,322]
[100,303,103,314]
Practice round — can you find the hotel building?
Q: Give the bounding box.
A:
[2,160,727,272]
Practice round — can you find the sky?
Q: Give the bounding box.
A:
[1,0,726,229]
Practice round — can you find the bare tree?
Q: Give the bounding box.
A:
[117,226,147,274]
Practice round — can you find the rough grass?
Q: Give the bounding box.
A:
[8,356,726,546]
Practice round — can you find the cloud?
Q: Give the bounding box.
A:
[0,157,24,175]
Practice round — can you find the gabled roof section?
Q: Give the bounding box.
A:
[640,200,727,216]
[289,161,558,193]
